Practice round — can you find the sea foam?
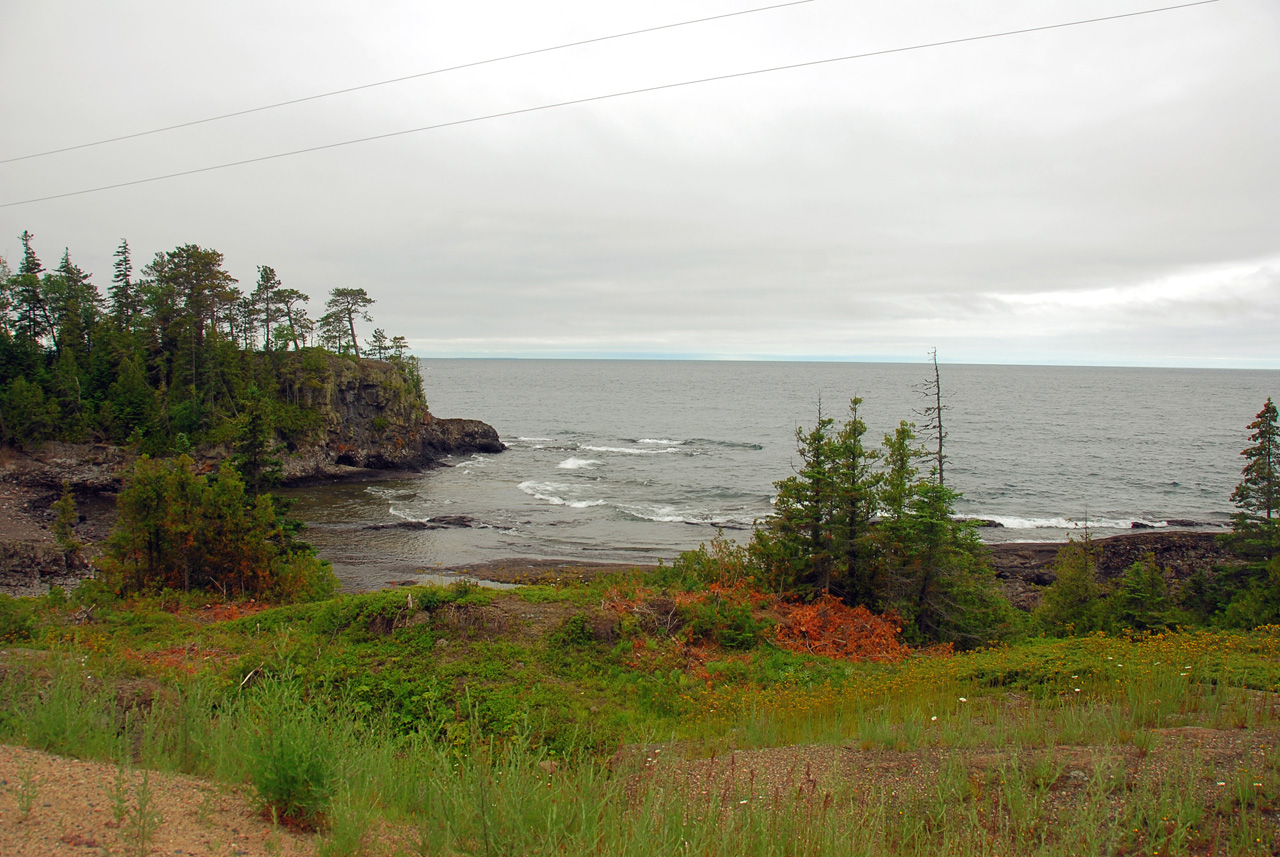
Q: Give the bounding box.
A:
[518,480,605,508]
[558,457,601,470]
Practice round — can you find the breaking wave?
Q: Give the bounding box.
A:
[557,457,601,470]
[517,480,605,509]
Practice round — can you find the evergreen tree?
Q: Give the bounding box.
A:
[1232,398,1279,521]
[12,231,57,349]
[753,407,838,593]
[878,421,921,527]
[251,265,283,352]
[322,287,375,359]
[1035,537,1108,635]
[1110,555,1179,631]
[104,455,336,600]
[52,482,83,553]
[53,248,101,364]
[830,398,882,606]
[139,244,239,416]
[1229,398,1280,560]
[369,328,390,359]
[275,288,310,351]
[110,238,140,328]
[232,389,284,496]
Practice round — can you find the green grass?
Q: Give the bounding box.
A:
[2,582,1279,855]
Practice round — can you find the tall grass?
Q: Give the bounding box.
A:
[2,662,1277,856]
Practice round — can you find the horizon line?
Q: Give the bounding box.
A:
[405,352,1280,371]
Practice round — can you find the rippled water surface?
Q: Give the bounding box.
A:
[282,360,1280,590]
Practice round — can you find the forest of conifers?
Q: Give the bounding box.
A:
[0,231,416,453]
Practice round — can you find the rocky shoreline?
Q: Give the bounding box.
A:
[424,529,1240,613]
[0,406,504,597]
[0,441,1242,606]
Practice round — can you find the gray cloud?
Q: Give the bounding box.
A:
[2,0,1277,365]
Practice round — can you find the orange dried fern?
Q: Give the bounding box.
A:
[774,595,910,663]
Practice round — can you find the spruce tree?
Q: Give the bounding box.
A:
[110,238,138,327]
[1233,398,1279,521]
[1229,397,1280,560]
[754,408,838,593]
[830,398,881,605]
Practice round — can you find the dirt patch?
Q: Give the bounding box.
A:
[0,743,314,857]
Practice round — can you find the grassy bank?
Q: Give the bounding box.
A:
[1,575,1278,855]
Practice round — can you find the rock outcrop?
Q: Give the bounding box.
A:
[989,530,1239,611]
[0,356,503,594]
[0,541,91,598]
[277,355,503,481]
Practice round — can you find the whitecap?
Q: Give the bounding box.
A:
[618,504,755,528]
[637,438,684,445]
[517,480,605,508]
[581,445,680,455]
[557,457,602,470]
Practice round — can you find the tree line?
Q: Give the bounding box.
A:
[677,381,1280,647]
[0,231,419,453]
[673,357,1013,648]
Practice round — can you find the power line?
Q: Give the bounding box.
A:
[1,0,1220,209]
[0,0,815,165]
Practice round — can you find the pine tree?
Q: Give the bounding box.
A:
[274,288,310,351]
[369,328,390,359]
[323,287,375,359]
[252,266,283,352]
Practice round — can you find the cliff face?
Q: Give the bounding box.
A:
[0,357,503,594]
[278,355,504,482]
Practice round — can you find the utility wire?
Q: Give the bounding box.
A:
[0,0,815,165]
[1,0,1219,209]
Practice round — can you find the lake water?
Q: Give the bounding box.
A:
[282,360,1280,590]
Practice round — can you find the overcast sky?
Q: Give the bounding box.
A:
[2,0,1277,367]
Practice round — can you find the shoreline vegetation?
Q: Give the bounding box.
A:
[2,238,1279,851]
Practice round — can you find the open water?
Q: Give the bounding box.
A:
[281,360,1280,590]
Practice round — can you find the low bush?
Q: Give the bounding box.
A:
[0,593,35,641]
[247,684,338,828]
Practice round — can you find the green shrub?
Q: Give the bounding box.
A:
[0,594,35,642]
[102,455,337,602]
[667,533,758,588]
[1035,539,1110,635]
[682,599,764,650]
[248,685,336,828]
[549,614,595,648]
